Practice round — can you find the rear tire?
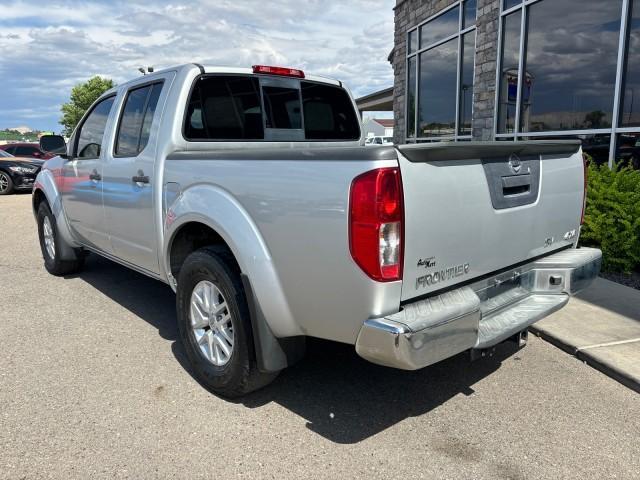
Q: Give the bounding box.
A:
[176,246,278,397]
[37,202,85,276]
[0,171,14,195]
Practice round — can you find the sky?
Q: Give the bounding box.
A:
[0,0,395,132]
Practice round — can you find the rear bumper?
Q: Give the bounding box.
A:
[355,247,602,370]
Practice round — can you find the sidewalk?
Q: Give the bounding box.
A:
[531,277,640,393]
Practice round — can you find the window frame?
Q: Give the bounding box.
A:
[405,0,477,143]
[113,80,165,159]
[73,94,117,160]
[181,73,361,143]
[494,0,632,168]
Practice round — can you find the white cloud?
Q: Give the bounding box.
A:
[0,0,394,130]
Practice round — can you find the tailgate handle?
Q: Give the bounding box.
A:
[501,174,531,196]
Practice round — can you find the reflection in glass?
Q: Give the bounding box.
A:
[77,97,115,159]
[503,0,521,11]
[615,134,640,169]
[139,84,162,152]
[464,0,477,28]
[408,29,417,54]
[497,11,521,133]
[418,37,458,137]
[459,32,475,135]
[522,0,622,132]
[621,0,640,127]
[116,86,151,157]
[419,6,459,49]
[407,56,417,138]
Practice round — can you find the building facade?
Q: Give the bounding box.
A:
[362,118,395,137]
[392,0,640,168]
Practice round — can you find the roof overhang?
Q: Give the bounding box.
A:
[355,87,394,112]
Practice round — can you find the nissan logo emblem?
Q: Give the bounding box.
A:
[508,154,522,174]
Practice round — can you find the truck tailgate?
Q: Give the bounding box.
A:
[397,141,584,302]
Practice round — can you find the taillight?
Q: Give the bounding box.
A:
[349,168,403,282]
[581,154,588,225]
[252,65,305,78]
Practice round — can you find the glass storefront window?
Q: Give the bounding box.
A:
[408,29,417,55]
[521,0,622,133]
[615,133,640,169]
[621,0,640,127]
[503,0,521,11]
[463,0,477,28]
[406,1,476,141]
[459,32,475,135]
[407,56,417,138]
[419,6,459,49]
[497,11,521,134]
[418,37,458,137]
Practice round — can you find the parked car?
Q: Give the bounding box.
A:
[32,64,601,397]
[573,135,640,169]
[365,135,393,146]
[0,142,54,160]
[0,149,43,195]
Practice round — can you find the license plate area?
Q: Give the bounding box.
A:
[473,270,534,317]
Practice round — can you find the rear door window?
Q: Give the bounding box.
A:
[115,82,163,157]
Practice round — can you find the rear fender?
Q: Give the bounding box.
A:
[33,160,81,260]
[163,183,302,338]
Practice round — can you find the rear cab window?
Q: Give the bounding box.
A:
[183,74,360,142]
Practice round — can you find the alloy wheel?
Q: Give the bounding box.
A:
[42,216,56,260]
[0,173,9,193]
[189,280,234,366]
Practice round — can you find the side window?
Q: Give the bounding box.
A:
[115,82,163,157]
[4,146,15,155]
[184,76,263,140]
[76,96,115,159]
[15,146,37,156]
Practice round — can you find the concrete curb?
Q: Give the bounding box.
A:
[530,326,640,394]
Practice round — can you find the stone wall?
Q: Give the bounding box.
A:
[392,0,501,142]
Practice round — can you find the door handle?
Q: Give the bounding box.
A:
[89,170,101,182]
[132,170,150,185]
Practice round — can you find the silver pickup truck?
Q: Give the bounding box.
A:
[33,63,601,397]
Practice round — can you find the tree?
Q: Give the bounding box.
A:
[584,110,606,129]
[60,76,114,135]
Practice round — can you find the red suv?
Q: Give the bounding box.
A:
[0,142,55,160]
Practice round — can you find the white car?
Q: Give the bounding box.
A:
[365,136,393,146]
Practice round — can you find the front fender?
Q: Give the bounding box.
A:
[163,183,302,338]
[33,159,81,260]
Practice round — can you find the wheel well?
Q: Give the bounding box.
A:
[32,189,48,214]
[169,222,239,279]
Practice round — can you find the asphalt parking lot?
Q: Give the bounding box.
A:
[1,193,639,479]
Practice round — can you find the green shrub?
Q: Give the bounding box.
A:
[579,162,640,273]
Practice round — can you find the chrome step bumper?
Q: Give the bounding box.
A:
[355,247,602,370]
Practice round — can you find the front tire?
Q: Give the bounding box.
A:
[176,246,277,397]
[37,202,85,276]
[0,171,14,195]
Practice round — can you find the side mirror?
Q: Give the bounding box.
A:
[39,135,67,157]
